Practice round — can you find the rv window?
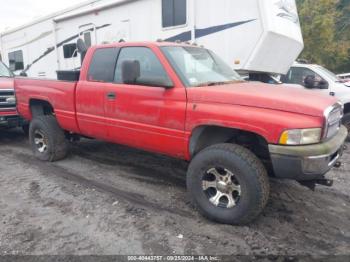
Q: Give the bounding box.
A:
[8,50,24,71]
[88,48,119,82]
[162,0,187,28]
[63,43,78,59]
[114,47,171,86]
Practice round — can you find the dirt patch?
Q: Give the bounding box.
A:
[0,128,349,256]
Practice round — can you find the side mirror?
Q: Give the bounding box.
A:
[317,80,329,89]
[122,60,140,84]
[304,75,316,89]
[77,39,88,63]
[19,72,28,77]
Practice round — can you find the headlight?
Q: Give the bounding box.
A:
[279,128,322,145]
[324,103,343,140]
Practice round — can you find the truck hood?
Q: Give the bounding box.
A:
[0,77,14,89]
[187,82,338,117]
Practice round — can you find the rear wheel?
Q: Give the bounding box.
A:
[29,115,68,161]
[342,113,350,141]
[187,143,269,225]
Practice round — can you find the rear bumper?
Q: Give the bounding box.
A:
[269,125,348,181]
[0,114,26,128]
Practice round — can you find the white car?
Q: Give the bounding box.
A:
[281,62,350,139]
[337,73,350,83]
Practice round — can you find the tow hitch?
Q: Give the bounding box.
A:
[299,157,342,190]
[299,179,334,191]
[313,179,333,187]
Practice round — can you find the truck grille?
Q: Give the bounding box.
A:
[324,103,343,139]
[0,89,16,111]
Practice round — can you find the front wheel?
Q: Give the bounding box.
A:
[29,115,68,161]
[342,113,350,142]
[187,143,270,225]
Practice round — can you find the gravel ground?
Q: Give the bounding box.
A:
[0,128,349,256]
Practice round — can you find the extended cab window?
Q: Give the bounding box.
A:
[162,0,187,28]
[88,48,119,82]
[8,50,24,71]
[114,47,171,85]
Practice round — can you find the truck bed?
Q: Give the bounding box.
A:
[15,78,80,133]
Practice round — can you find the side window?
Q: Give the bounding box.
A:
[285,67,323,86]
[114,47,171,85]
[280,69,292,83]
[287,67,305,85]
[63,43,77,59]
[162,0,187,28]
[8,50,24,71]
[88,48,119,82]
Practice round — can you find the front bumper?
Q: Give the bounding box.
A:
[0,115,25,128]
[269,125,348,181]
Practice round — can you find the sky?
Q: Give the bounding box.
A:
[0,0,89,33]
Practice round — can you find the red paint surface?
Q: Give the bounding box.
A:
[15,42,338,160]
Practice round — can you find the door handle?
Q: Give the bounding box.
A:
[107,92,116,100]
[330,92,335,96]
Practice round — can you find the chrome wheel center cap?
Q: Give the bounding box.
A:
[202,167,241,209]
[217,181,230,193]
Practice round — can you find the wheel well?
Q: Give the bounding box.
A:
[344,103,350,114]
[190,125,271,166]
[29,99,54,117]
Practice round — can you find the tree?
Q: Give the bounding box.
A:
[335,0,350,72]
[297,0,350,73]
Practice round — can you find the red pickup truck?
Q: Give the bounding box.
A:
[0,61,24,130]
[15,41,347,224]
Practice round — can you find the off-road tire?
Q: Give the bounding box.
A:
[342,113,350,142]
[29,115,68,161]
[187,143,270,225]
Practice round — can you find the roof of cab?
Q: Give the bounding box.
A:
[292,62,320,68]
[91,41,201,50]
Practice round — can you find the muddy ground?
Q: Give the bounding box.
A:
[0,128,349,256]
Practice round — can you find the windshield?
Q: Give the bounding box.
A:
[316,66,340,82]
[161,46,242,87]
[0,62,13,77]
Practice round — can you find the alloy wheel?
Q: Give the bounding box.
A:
[202,167,241,208]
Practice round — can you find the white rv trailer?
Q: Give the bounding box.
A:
[0,0,304,79]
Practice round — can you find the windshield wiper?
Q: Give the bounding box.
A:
[194,81,223,87]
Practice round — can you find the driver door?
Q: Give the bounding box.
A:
[104,46,188,158]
